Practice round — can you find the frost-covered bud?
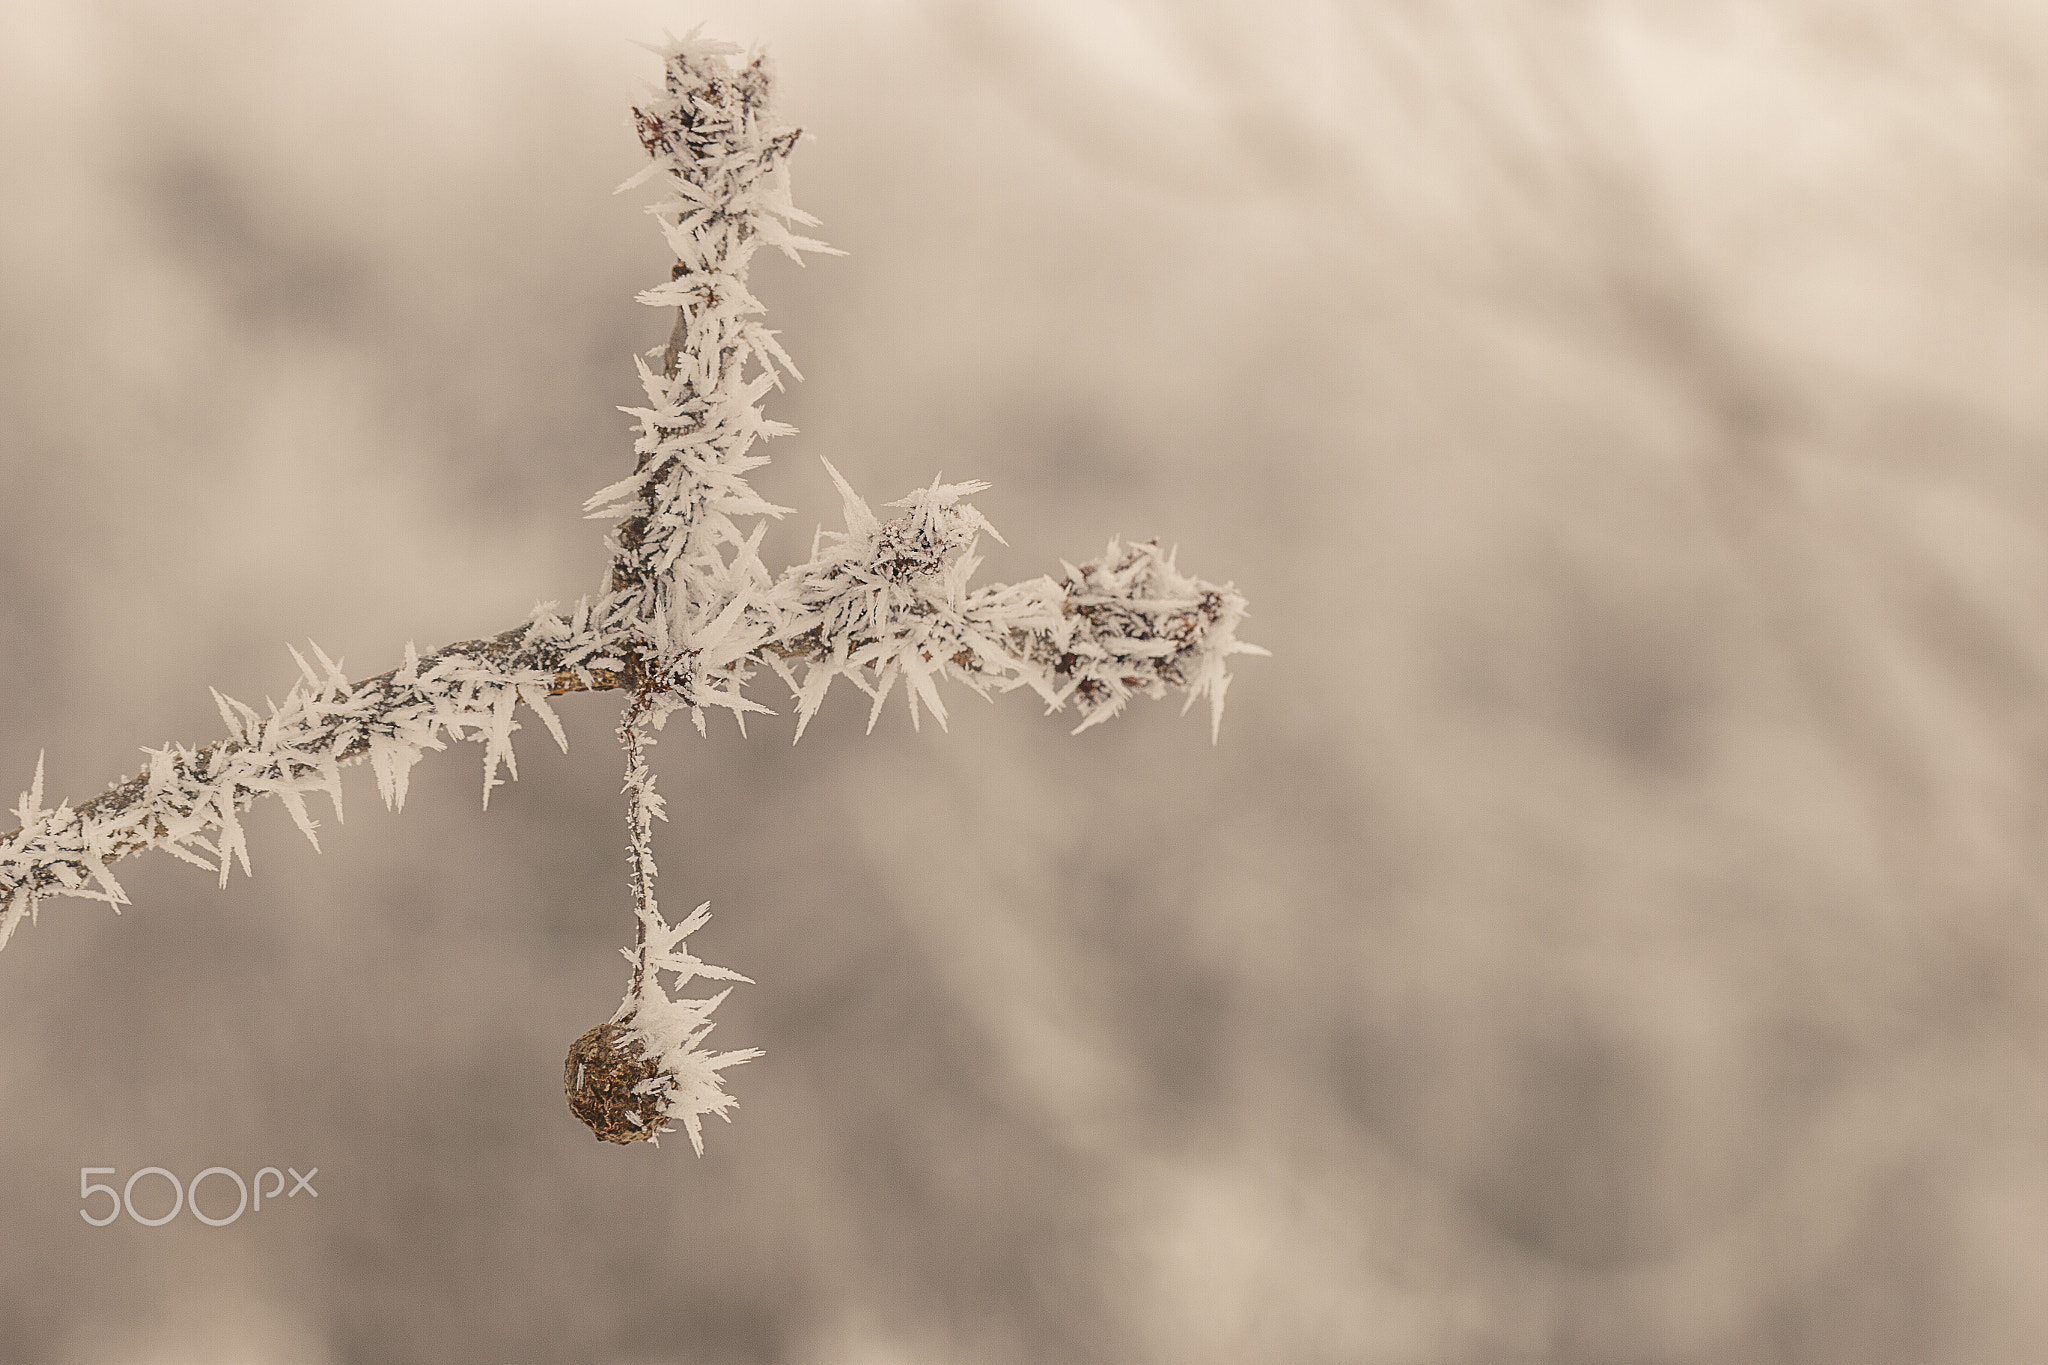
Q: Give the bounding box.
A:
[631,36,780,174]
[1046,538,1266,740]
[565,1021,668,1144]
[566,899,760,1151]
[563,990,759,1152]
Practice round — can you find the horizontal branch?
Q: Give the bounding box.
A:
[0,530,1260,949]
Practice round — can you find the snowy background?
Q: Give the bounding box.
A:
[4,1,2048,1362]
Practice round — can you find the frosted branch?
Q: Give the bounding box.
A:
[0,522,1256,952]
[2,31,1262,1153]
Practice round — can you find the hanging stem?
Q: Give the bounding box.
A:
[618,688,664,1011]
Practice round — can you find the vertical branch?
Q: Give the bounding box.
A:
[586,33,836,737]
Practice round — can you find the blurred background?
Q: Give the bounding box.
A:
[4,1,2048,1361]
